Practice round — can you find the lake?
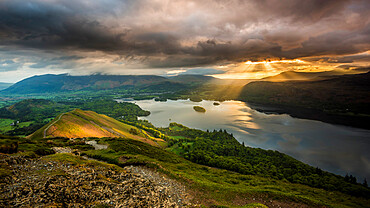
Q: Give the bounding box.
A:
[117,99,370,181]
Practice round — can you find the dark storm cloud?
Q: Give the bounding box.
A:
[284,24,370,59]
[0,0,133,50]
[304,53,370,64]
[0,0,369,70]
[29,55,83,68]
[254,0,349,22]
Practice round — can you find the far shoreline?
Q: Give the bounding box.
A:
[117,97,370,130]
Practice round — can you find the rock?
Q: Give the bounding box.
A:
[0,154,195,207]
[51,147,72,153]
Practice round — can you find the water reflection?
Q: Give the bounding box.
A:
[118,99,370,181]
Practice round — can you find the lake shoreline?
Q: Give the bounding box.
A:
[129,97,370,130]
[245,101,370,130]
[124,97,370,130]
[121,98,370,180]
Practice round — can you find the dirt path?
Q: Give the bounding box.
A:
[43,113,66,138]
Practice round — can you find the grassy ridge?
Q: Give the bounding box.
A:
[28,109,162,147]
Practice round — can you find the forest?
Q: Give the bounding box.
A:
[161,123,369,198]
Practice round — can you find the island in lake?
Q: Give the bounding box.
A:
[193,106,206,113]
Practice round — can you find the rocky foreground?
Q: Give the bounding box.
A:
[0,154,194,207]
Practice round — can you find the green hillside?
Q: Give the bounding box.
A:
[0,74,168,94]
[29,109,163,147]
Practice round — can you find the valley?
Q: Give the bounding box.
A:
[0,72,369,207]
[1,101,370,207]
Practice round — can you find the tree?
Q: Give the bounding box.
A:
[345,173,350,182]
[349,175,357,184]
[363,178,368,187]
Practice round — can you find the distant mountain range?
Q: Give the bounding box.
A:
[2,70,369,97]
[0,74,171,94]
[168,74,216,83]
[0,74,222,95]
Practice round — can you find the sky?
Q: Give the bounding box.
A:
[0,0,369,82]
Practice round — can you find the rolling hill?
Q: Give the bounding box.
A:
[261,70,350,82]
[0,74,169,94]
[239,72,370,128]
[0,74,225,95]
[168,74,217,84]
[0,99,64,121]
[29,109,163,147]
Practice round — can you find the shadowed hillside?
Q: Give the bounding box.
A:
[168,74,217,84]
[261,70,350,82]
[239,72,370,128]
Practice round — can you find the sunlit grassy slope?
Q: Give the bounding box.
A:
[28,109,162,146]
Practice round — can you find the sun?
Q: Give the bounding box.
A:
[212,59,313,79]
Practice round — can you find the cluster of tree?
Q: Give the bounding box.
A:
[0,99,66,122]
[163,123,370,198]
[345,174,368,187]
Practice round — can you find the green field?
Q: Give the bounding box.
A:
[0,119,34,135]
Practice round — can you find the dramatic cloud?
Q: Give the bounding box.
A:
[0,0,369,81]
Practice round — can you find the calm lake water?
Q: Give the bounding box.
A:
[117,99,370,180]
